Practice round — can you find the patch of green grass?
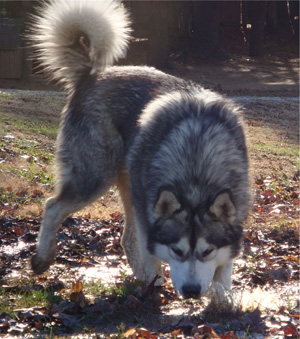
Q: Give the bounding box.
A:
[21,117,58,139]
[17,139,54,163]
[14,165,54,187]
[0,187,24,204]
[251,141,299,158]
[0,184,46,206]
[84,280,106,297]
[116,323,127,339]
[0,287,63,318]
[0,136,54,165]
[0,92,15,100]
[0,111,59,139]
[1,91,65,140]
[113,278,143,298]
[85,278,143,299]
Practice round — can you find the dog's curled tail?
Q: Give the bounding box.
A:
[31,0,131,90]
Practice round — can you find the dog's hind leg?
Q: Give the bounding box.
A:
[31,119,124,274]
[31,195,83,274]
[32,172,119,274]
[32,178,117,274]
[31,180,108,274]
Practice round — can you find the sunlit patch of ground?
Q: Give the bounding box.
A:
[77,256,133,285]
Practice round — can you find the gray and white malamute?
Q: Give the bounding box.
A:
[31,0,250,299]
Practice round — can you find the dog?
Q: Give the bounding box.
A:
[30,0,250,299]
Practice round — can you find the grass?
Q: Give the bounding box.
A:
[0,186,45,206]
[17,138,54,163]
[252,141,299,158]
[0,136,54,166]
[0,111,59,139]
[0,91,62,139]
[84,280,106,297]
[0,186,30,205]
[0,91,15,100]
[0,278,142,337]
[0,287,62,318]
[84,277,143,299]
[0,103,57,209]
[13,165,54,187]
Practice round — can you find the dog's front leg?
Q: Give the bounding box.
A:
[212,261,233,290]
[122,219,163,285]
[117,173,154,282]
[121,210,163,284]
[134,220,164,285]
[117,172,164,285]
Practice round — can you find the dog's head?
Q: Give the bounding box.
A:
[148,189,243,299]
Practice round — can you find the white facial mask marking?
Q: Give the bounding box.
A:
[154,242,232,296]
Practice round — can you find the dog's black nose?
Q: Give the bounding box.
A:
[182,284,201,299]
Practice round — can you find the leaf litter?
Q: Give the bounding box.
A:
[0,182,299,338]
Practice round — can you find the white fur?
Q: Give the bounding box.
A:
[31,0,131,90]
[154,239,232,296]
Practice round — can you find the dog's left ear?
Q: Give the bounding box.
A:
[210,192,236,224]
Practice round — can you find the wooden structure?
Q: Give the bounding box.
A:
[0,18,24,79]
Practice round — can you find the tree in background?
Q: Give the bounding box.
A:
[247,1,268,57]
[0,0,298,75]
[190,1,222,58]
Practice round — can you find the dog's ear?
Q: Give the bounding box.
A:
[210,192,236,224]
[154,190,181,219]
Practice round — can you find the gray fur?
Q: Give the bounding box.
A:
[30,0,250,297]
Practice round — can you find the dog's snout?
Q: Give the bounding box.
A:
[182,284,201,299]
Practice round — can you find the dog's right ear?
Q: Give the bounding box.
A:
[154,190,181,219]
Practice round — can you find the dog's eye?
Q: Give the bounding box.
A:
[203,248,214,257]
[171,247,184,257]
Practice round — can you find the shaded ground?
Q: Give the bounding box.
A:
[0,47,299,338]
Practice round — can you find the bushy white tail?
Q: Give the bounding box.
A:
[31,0,131,91]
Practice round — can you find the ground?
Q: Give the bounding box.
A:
[0,49,299,339]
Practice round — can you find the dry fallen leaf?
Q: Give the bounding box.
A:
[72,280,83,293]
[284,324,298,337]
[123,328,157,339]
[194,325,219,338]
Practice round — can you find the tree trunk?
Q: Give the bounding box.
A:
[248,1,268,57]
[289,0,299,38]
[191,1,220,57]
[143,1,170,69]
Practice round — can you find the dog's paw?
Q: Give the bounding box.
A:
[31,254,54,274]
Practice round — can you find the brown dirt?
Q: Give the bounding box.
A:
[173,56,299,97]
